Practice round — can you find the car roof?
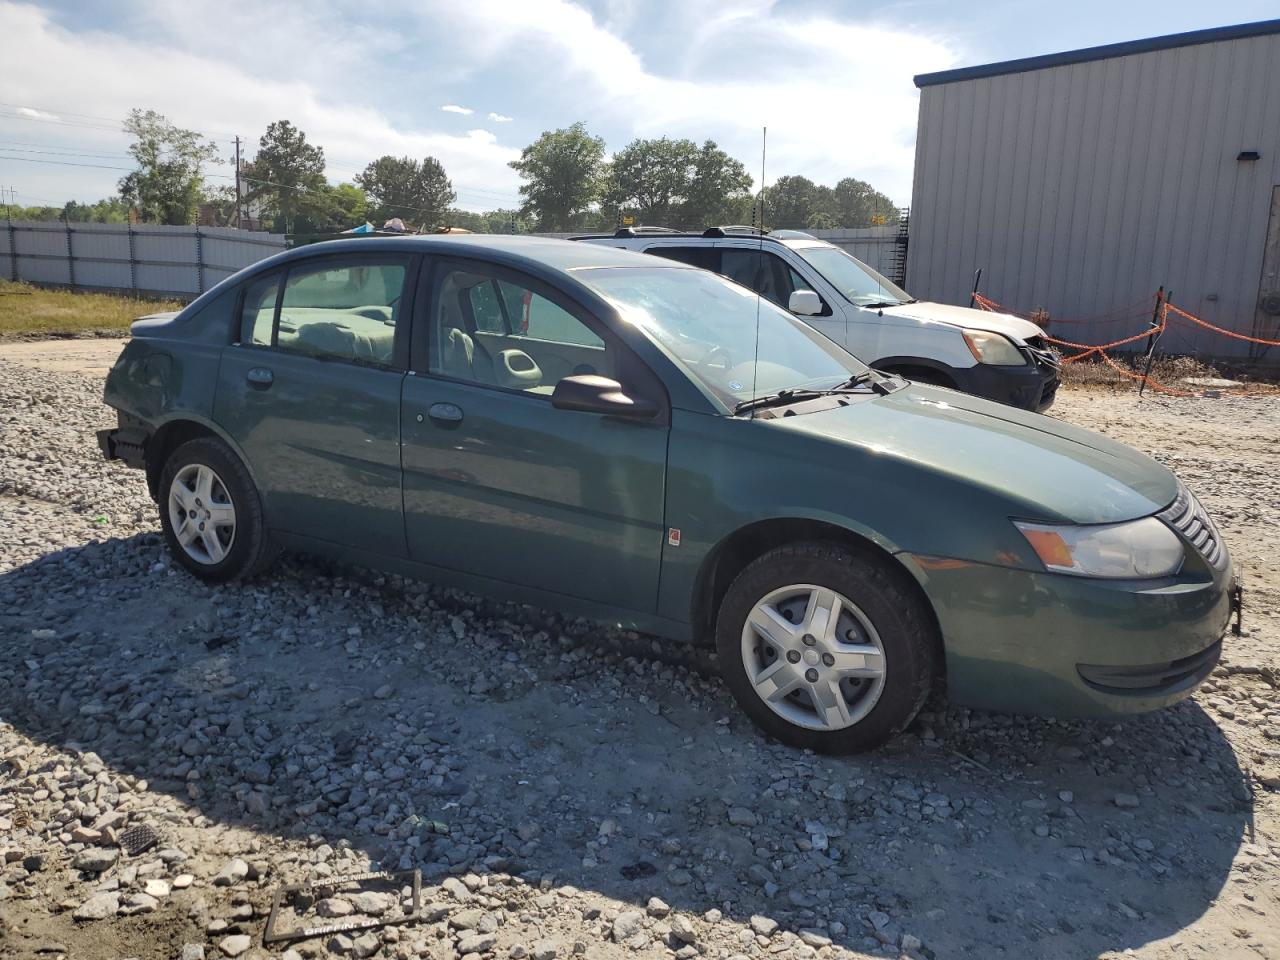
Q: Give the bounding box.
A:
[579,232,835,251]
[273,234,690,274]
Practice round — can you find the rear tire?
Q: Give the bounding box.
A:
[715,541,937,753]
[158,436,276,582]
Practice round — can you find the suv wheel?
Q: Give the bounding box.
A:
[159,437,276,582]
[716,542,937,753]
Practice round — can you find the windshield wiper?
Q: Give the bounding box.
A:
[860,299,907,309]
[733,388,827,416]
[832,370,897,396]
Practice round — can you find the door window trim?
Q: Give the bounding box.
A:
[411,255,669,419]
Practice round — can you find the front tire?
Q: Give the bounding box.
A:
[158,437,276,582]
[715,542,938,753]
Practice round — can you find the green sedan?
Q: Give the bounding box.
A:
[98,236,1239,753]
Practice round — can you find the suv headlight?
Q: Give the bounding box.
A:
[963,329,1026,366]
[1014,517,1184,578]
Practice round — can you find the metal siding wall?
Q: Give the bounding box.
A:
[908,32,1280,358]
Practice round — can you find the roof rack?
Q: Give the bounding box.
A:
[702,225,765,238]
[767,229,816,240]
[613,225,683,238]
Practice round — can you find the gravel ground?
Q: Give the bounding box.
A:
[1,350,1278,960]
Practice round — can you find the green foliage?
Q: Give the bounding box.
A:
[603,137,700,224]
[0,279,183,337]
[118,109,220,225]
[356,155,456,229]
[294,182,369,235]
[831,177,898,228]
[508,122,605,231]
[245,120,327,233]
[3,199,128,223]
[681,141,754,228]
[441,207,533,234]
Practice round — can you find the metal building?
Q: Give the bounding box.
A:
[907,19,1280,361]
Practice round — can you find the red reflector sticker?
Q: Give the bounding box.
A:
[667,528,681,547]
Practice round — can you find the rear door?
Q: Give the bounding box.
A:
[400,257,670,613]
[213,253,415,555]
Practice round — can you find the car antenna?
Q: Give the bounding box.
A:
[749,126,766,420]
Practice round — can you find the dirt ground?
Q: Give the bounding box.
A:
[1,339,1278,960]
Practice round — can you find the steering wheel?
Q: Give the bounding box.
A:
[702,345,733,372]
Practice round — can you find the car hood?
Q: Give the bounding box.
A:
[879,301,1042,343]
[775,384,1177,524]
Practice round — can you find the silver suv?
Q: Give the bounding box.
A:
[575,227,1060,412]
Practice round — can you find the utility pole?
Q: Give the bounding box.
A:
[234,136,243,230]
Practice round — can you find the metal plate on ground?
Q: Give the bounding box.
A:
[118,824,159,857]
[264,869,422,945]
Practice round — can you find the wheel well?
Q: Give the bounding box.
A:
[692,518,944,665]
[145,420,218,500]
[875,363,957,388]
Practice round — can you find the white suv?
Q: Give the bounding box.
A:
[575,227,1059,412]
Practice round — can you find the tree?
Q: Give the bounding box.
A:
[356,156,455,229]
[832,177,898,228]
[244,121,326,233]
[762,175,820,229]
[294,183,369,234]
[603,137,699,225]
[117,109,219,225]
[681,140,753,228]
[509,122,605,231]
[61,198,130,223]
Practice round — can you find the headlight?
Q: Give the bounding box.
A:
[1014,517,1184,578]
[963,329,1025,366]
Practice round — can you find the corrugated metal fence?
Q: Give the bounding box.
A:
[0,221,288,299]
[0,222,901,300]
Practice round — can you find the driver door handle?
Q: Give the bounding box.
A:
[427,402,463,424]
[246,367,274,389]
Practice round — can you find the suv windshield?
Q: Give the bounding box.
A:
[793,244,911,307]
[575,266,869,410]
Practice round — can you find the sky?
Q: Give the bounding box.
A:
[1,0,1278,214]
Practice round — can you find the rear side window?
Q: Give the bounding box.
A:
[239,273,280,346]
[276,260,407,365]
[647,246,718,271]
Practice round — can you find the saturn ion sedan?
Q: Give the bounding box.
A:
[98,236,1240,753]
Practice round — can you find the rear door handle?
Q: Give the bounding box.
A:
[427,402,463,424]
[246,367,274,389]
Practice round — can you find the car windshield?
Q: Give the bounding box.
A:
[574,265,869,410]
[794,244,912,306]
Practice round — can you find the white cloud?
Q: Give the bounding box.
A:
[17,106,61,121]
[420,0,960,202]
[441,104,474,115]
[487,112,513,123]
[0,2,522,210]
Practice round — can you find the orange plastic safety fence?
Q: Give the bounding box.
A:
[1166,303,1280,347]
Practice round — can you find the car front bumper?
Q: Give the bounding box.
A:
[901,552,1235,719]
[951,361,1059,413]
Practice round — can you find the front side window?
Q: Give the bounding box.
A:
[647,246,718,271]
[239,273,280,346]
[577,266,866,410]
[431,265,613,393]
[719,249,796,307]
[276,260,406,365]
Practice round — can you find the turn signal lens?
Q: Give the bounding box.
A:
[1014,517,1184,579]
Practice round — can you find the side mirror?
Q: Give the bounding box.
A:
[551,375,658,418]
[789,289,824,316]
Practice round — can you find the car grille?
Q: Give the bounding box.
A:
[1160,486,1228,570]
[1024,335,1061,371]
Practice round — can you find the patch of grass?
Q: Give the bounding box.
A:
[0,279,184,338]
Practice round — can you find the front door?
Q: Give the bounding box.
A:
[213,253,414,556]
[400,258,669,613]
